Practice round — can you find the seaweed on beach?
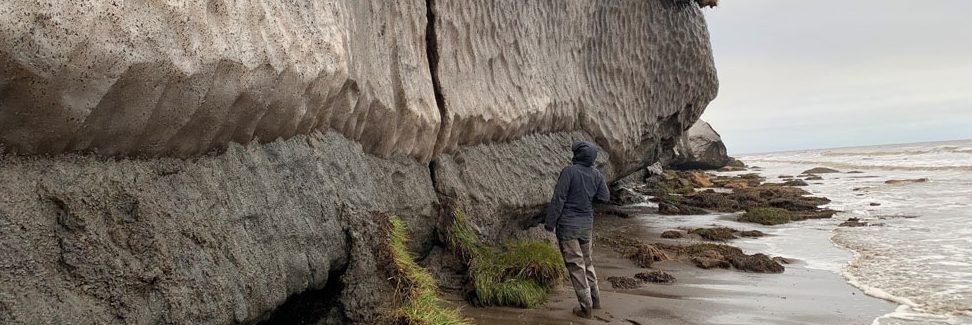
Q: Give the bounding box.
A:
[635,270,676,283]
[689,227,737,241]
[606,276,641,289]
[599,234,670,268]
[739,207,792,225]
[663,243,785,273]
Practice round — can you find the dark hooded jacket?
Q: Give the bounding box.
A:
[544,141,610,241]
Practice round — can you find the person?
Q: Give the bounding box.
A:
[544,141,610,319]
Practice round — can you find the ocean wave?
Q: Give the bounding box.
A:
[833,231,972,324]
[821,145,972,157]
[833,232,919,308]
[738,158,972,172]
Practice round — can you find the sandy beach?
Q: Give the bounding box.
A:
[453,213,896,324]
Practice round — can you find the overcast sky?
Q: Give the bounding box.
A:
[700,0,972,154]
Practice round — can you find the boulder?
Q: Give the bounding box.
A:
[667,120,731,170]
[726,157,746,168]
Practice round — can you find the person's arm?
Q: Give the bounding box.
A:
[594,171,610,204]
[544,168,572,232]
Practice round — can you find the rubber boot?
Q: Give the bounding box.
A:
[591,282,602,310]
[573,288,593,319]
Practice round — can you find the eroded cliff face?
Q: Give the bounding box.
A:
[0,132,437,324]
[431,0,717,176]
[0,0,718,323]
[0,0,440,160]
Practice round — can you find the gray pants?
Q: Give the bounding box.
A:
[559,237,600,310]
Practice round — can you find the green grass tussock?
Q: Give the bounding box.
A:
[469,254,551,308]
[448,208,566,308]
[496,241,565,285]
[738,207,792,225]
[448,209,484,263]
[388,216,469,325]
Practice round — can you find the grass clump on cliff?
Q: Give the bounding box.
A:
[448,208,485,262]
[738,207,792,225]
[449,209,566,308]
[388,216,469,325]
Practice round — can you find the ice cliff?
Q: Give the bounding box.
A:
[0,0,717,323]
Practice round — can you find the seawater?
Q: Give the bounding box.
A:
[739,139,972,325]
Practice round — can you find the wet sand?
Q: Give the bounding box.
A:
[452,214,895,324]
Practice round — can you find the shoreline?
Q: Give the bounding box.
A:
[453,212,895,324]
[737,153,972,325]
[444,168,902,324]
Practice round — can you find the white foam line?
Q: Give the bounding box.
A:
[830,231,964,325]
[831,231,916,306]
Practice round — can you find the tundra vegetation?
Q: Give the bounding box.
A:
[637,171,835,224]
[388,216,469,325]
[448,209,566,308]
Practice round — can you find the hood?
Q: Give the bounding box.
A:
[571,141,598,167]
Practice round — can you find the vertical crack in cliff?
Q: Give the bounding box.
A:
[425,0,449,157]
[425,0,449,203]
[428,159,439,193]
